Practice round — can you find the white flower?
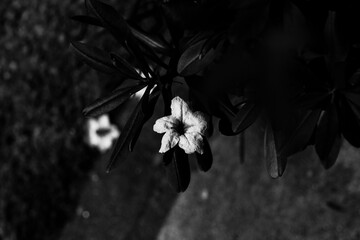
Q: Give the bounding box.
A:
[86,115,120,152]
[153,96,207,154]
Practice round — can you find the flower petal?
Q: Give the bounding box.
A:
[88,118,98,131]
[184,111,207,135]
[109,125,120,139]
[171,96,191,122]
[97,137,113,152]
[178,132,204,154]
[153,116,179,134]
[159,131,180,153]
[98,115,110,127]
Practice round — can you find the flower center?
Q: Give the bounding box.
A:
[96,128,111,137]
[175,121,186,135]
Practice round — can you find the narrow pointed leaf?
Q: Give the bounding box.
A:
[70,41,116,73]
[86,0,130,44]
[161,4,184,44]
[83,83,146,117]
[219,118,237,136]
[349,68,360,86]
[163,148,173,166]
[324,11,348,89]
[219,103,260,136]
[216,95,237,119]
[110,53,143,80]
[196,138,213,172]
[293,92,330,110]
[130,27,170,53]
[185,76,230,117]
[325,11,348,63]
[232,103,261,133]
[164,146,191,192]
[126,85,151,152]
[315,105,341,169]
[345,92,360,108]
[279,109,321,158]
[177,39,217,76]
[106,87,151,172]
[86,0,151,75]
[181,33,208,51]
[264,122,287,178]
[129,86,160,151]
[201,33,223,56]
[347,97,360,119]
[136,42,169,69]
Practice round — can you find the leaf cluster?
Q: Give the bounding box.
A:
[71,0,360,191]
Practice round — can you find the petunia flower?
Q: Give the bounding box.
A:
[86,114,120,152]
[153,96,207,154]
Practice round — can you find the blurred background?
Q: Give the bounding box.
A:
[1,0,360,240]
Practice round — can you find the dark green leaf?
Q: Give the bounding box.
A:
[126,85,152,152]
[110,53,143,80]
[293,92,330,110]
[180,32,210,52]
[219,103,260,136]
[349,68,360,86]
[185,77,219,116]
[70,41,115,73]
[129,86,160,151]
[136,43,169,69]
[86,0,130,44]
[264,122,287,178]
[218,118,236,136]
[106,87,152,172]
[344,91,360,119]
[195,138,213,172]
[83,83,146,117]
[86,0,152,75]
[163,148,173,166]
[345,92,360,108]
[185,76,237,119]
[216,95,237,119]
[177,39,217,76]
[130,27,170,54]
[200,33,224,57]
[315,104,341,169]
[160,4,184,45]
[232,103,261,133]
[330,61,346,89]
[164,146,191,192]
[192,91,218,116]
[278,110,321,158]
[325,11,348,63]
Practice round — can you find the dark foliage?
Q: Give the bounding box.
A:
[71,0,360,191]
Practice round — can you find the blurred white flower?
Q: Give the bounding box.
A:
[153,96,207,154]
[86,115,120,152]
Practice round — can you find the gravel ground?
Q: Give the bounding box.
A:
[0,0,110,239]
[0,1,176,239]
